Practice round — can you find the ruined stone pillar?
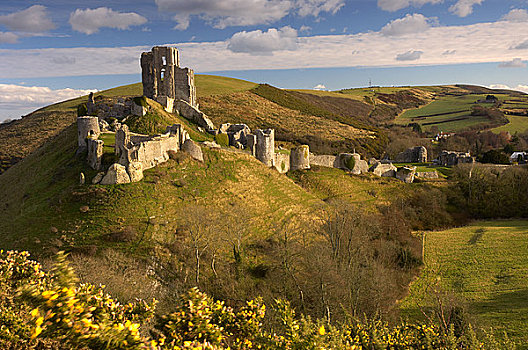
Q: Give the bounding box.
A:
[77,116,100,149]
[115,124,130,157]
[255,129,275,167]
[290,145,310,171]
[87,139,104,170]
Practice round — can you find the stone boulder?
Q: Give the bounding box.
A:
[99,119,110,132]
[100,163,131,185]
[415,171,439,180]
[369,162,397,177]
[396,166,417,183]
[92,172,105,184]
[182,139,204,162]
[127,161,144,182]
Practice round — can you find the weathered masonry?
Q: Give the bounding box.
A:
[141,46,214,131]
[141,46,197,107]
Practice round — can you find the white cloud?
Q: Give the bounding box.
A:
[377,0,442,12]
[511,39,528,50]
[0,32,18,44]
[69,7,147,35]
[0,5,55,33]
[155,0,344,30]
[488,84,528,94]
[312,84,326,90]
[501,9,528,22]
[5,20,528,78]
[0,84,96,110]
[227,26,298,54]
[449,0,483,18]
[299,25,311,33]
[381,13,434,36]
[442,49,456,55]
[498,58,526,68]
[155,0,292,30]
[396,50,423,61]
[296,0,345,17]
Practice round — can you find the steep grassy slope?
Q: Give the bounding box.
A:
[0,119,329,306]
[199,85,387,157]
[0,110,76,174]
[400,220,528,345]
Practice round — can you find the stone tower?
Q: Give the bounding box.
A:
[77,116,100,149]
[255,129,275,167]
[290,145,310,170]
[141,46,197,108]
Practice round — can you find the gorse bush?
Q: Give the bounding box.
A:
[0,250,517,349]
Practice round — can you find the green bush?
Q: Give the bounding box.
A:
[77,103,88,117]
[345,155,356,170]
[133,96,148,108]
[215,133,230,147]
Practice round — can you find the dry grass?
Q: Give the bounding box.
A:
[0,110,76,174]
[199,91,373,142]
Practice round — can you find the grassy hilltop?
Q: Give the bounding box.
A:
[2,75,528,347]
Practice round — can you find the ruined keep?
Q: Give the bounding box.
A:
[141,46,197,108]
[77,116,100,149]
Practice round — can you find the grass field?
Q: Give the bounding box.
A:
[492,115,528,134]
[396,94,496,132]
[400,220,528,345]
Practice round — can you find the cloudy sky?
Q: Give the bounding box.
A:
[2,0,528,120]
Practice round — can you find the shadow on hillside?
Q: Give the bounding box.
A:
[470,289,528,314]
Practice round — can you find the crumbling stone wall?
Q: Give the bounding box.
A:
[116,124,186,171]
[435,151,474,166]
[174,100,215,131]
[395,146,427,163]
[77,116,100,149]
[86,96,146,120]
[274,153,290,173]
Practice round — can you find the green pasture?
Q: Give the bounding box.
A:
[400,220,528,345]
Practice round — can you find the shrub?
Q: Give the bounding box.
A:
[215,133,229,147]
[133,96,148,108]
[77,103,88,117]
[344,155,356,170]
[0,250,518,349]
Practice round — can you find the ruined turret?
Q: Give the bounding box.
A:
[255,129,275,167]
[77,116,100,149]
[290,145,310,171]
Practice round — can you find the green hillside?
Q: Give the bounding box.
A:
[400,220,528,345]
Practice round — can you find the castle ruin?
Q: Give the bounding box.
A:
[140,46,215,131]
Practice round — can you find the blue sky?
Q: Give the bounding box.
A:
[1,0,528,120]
